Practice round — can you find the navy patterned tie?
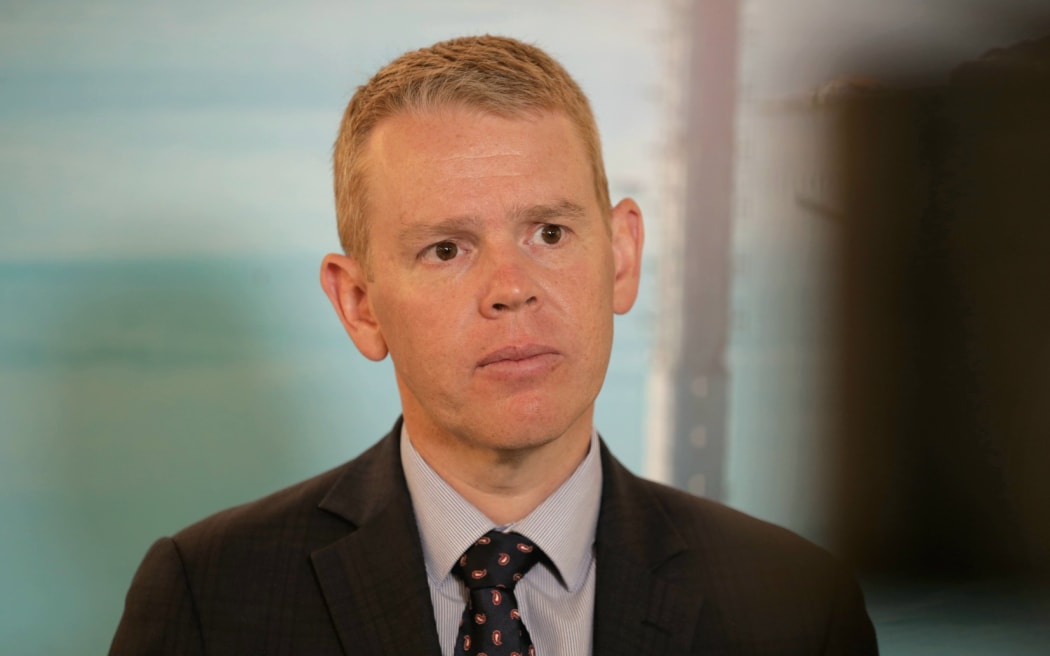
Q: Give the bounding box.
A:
[453,530,542,656]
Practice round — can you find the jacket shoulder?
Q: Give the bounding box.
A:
[111,428,408,654]
[620,475,878,653]
[174,460,351,546]
[171,429,400,553]
[638,477,821,551]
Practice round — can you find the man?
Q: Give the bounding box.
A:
[111,35,878,655]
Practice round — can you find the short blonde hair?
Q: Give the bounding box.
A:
[332,35,611,265]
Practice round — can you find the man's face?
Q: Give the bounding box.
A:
[325,106,642,455]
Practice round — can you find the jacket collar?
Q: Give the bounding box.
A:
[309,421,704,656]
[593,440,705,655]
[311,419,443,656]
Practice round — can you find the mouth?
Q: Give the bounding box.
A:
[477,344,559,369]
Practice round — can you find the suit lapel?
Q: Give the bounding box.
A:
[593,442,705,656]
[306,427,705,655]
[311,423,443,656]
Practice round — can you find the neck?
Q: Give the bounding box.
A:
[405,416,593,525]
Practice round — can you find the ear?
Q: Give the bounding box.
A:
[320,253,389,361]
[609,198,645,314]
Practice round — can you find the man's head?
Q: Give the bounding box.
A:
[333,35,611,269]
[321,35,643,473]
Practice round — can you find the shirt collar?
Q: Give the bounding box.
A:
[401,425,602,593]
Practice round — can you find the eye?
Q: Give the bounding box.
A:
[431,241,458,261]
[538,224,563,245]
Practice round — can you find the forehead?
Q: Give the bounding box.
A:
[362,107,591,197]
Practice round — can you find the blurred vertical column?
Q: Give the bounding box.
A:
[646,0,740,500]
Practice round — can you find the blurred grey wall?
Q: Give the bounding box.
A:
[650,0,1050,652]
[654,0,1050,554]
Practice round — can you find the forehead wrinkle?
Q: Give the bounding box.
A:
[440,150,523,161]
[435,151,528,181]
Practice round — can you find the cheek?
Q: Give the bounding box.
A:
[556,258,614,316]
[548,281,614,368]
[373,286,473,364]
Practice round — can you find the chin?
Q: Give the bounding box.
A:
[482,399,591,449]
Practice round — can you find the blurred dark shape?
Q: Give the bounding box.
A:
[827,34,1050,583]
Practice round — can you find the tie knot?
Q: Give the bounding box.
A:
[453,530,541,591]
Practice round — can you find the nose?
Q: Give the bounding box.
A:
[478,248,540,318]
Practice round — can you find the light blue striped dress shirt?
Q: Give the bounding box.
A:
[400,427,602,656]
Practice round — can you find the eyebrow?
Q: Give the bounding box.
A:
[510,199,587,223]
[397,199,587,243]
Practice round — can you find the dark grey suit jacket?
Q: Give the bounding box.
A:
[110,420,878,654]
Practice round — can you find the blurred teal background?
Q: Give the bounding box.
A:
[0,2,662,653]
